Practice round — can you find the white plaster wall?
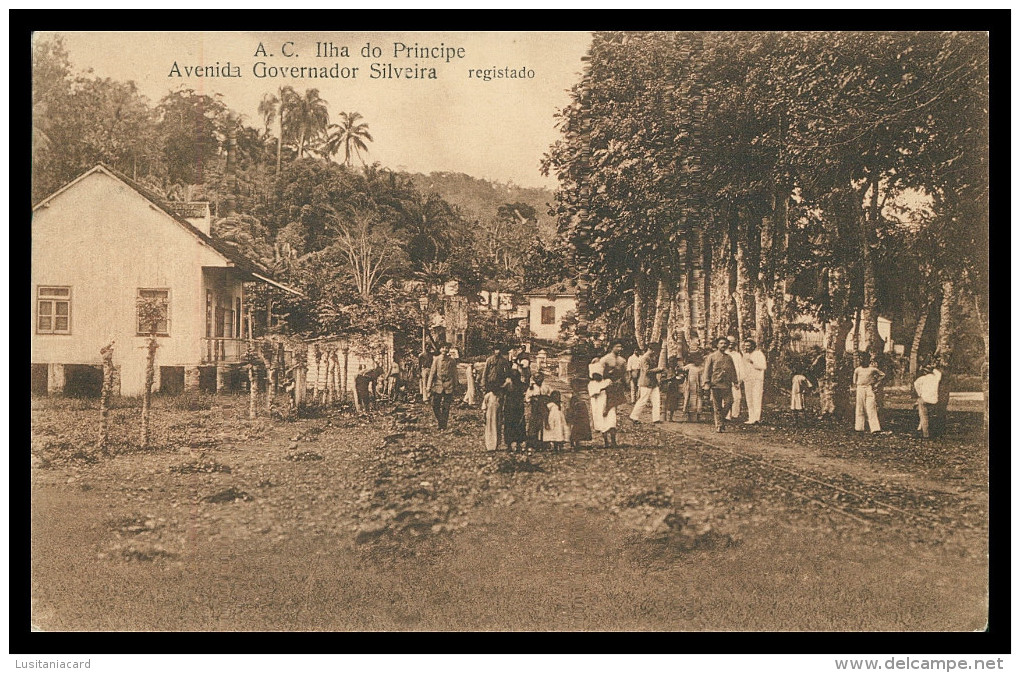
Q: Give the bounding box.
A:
[31,171,232,395]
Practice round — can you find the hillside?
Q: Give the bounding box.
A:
[406,171,558,241]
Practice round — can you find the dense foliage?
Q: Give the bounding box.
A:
[32,35,571,349]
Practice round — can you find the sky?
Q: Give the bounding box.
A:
[40,31,594,190]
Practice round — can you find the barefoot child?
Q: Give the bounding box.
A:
[543,390,570,452]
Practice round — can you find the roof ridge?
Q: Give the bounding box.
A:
[36,164,271,279]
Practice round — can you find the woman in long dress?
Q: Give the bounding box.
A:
[525,371,552,449]
[502,364,528,451]
[588,371,617,448]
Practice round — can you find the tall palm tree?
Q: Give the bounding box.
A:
[322,111,374,167]
[283,88,330,160]
[258,89,285,174]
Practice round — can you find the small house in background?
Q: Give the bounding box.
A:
[524,279,579,342]
[31,165,301,397]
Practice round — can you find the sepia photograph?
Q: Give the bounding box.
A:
[29,28,991,635]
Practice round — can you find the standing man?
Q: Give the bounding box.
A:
[598,341,629,414]
[742,339,767,425]
[913,364,942,439]
[626,348,642,404]
[426,342,459,430]
[726,336,745,421]
[481,345,512,450]
[703,337,739,432]
[852,352,886,433]
[630,342,664,424]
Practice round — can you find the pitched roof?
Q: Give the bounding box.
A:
[524,278,580,297]
[33,165,303,296]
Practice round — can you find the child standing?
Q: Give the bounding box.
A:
[661,357,688,422]
[543,391,570,452]
[564,391,591,449]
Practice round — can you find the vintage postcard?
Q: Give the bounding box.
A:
[30,29,990,639]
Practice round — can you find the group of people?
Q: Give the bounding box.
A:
[602,336,770,434]
[414,334,946,448]
[477,344,579,452]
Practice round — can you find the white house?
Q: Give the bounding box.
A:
[31,165,300,397]
[524,280,579,342]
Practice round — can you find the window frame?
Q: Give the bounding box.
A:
[37,285,72,335]
[541,305,556,325]
[136,288,171,337]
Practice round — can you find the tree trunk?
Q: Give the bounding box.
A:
[650,279,672,368]
[141,337,158,448]
[650,279,669,347]
[766,188,789,372]
[677,269,693,344]
[275,99,284,175]
[709,226,735,342]
[931,280,956,437]
[819,318,853,417]
[733,212,755,346]
[908,307,929,378]
[666,293,688,367]
[633,281,647,350]
[973,294,988,434]
[852,308,862,367]
[859,180,883,356]
[98,342,115,454]
[935,280,956,362]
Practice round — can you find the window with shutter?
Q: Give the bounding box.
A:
[37,286,71,334]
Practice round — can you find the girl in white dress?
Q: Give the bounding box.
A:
[542,391,570,452]
[588,370,617,448]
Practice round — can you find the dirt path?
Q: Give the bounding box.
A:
[668,420,978,499]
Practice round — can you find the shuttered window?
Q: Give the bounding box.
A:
[541,305,556,325]
[37,286,71,334]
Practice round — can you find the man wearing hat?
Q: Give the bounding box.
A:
[481,344,512,450]
[426,342,459,430]
[703,336,739,432]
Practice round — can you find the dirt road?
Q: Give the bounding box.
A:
[30,396,988,631]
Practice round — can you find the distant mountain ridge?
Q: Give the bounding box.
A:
[405,171,558,241]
